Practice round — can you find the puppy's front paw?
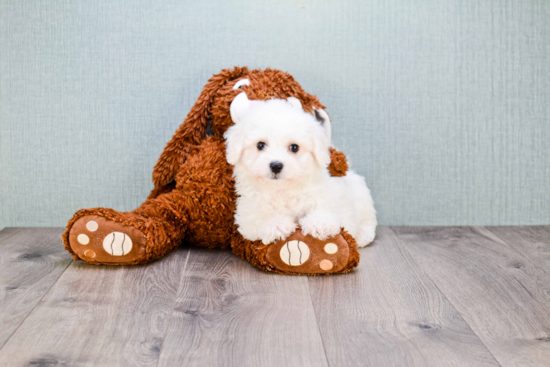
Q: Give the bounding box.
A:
[259,217,297,245]
[300,211,340,240]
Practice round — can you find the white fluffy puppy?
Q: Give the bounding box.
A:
[225,93,377,247]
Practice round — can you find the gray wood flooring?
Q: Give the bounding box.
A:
[0,226,548,367]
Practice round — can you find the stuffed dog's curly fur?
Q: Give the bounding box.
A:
[62,67,363,275]
[225,94,377,246]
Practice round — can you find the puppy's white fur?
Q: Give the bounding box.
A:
[225,94,377,247]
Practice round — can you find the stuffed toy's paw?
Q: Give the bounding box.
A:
[231,229,360,275]
[62,206,183,266]
[66,214,148,265]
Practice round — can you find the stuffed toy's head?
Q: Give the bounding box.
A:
[224,95,331,183]
[152,67,338,190]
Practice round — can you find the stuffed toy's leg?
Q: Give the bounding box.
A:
[63,190,188,265]
[231,229,360,275]
[63,137,237,265]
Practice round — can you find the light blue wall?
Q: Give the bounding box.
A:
[1,0,549,228]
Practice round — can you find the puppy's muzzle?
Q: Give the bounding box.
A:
[270,162,283,174]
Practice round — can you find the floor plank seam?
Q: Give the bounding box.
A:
[388,227,504,367]
[306,276,331,367]
[0,258,74,352]
[155,248,192,367]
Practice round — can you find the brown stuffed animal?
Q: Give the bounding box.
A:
[62,67,360,275]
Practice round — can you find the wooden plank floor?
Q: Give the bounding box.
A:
[0,227,548,367]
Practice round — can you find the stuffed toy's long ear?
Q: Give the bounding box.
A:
[152,66,249,188]
[328,147,349,177]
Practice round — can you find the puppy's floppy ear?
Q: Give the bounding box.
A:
[230,92,257,123]
[287,97,303,110]
[312,107,332,142]
[311,126,332,168]
[224,123,247,165]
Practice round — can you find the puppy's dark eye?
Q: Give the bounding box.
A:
[290,144,299,153]
[257,142,266,150]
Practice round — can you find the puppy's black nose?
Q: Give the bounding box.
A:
[270,162,283,174]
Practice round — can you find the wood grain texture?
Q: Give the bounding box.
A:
[0,244,190,367]
[308,227,499,367]
[486,226,550,275]
[392,226,550,367]
[156,247,328,367]
[3,227,550,366]
[0,228,71,349]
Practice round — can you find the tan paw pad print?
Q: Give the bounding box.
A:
[102,232,132,256]
[280,240,310,266]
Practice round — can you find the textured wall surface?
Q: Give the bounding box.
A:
[1,0,549,228]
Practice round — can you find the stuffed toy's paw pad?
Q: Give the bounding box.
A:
[68,215,147,264]
[265,229,351,274]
